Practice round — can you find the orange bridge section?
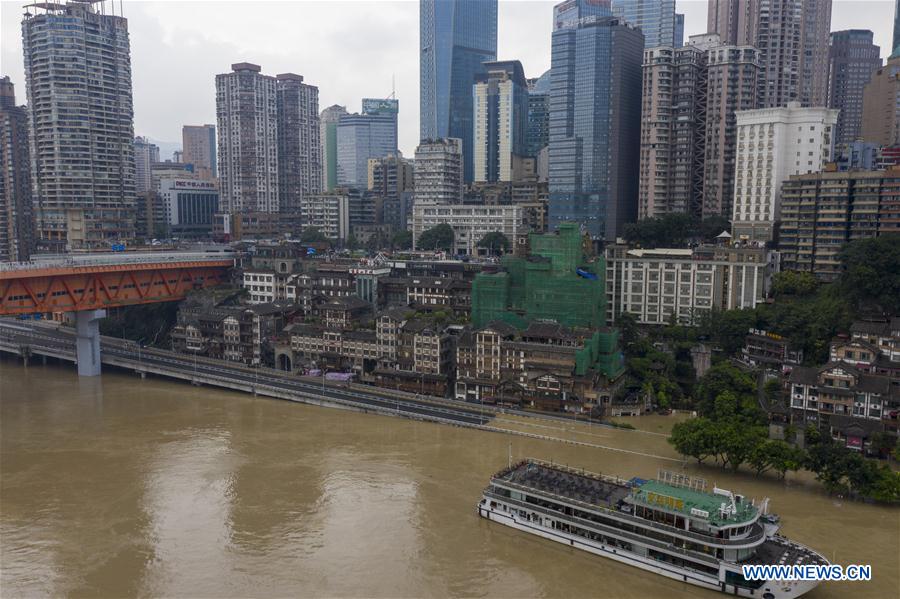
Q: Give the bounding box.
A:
[0,253,234,315]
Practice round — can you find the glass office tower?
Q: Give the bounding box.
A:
[420,0,497,182]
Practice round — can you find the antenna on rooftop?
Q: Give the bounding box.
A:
[388,74,396,100]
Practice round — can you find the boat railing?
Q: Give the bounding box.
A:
[523,457,634,488]
[492,479,766,548]
[484,490,722,568]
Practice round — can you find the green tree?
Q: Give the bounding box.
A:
[694,362,757,418]
[391,229,413,250]
[477,231,511,255]
[772,271,819,297]
[669,417,720,464]
[300,226,328,243]
[749,440,805,478]
[417,224,455,251]
[838,235,900,314]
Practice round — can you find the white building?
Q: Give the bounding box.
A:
[157,178,219,237]
[300,193,350,240]
[731,102,838,241]
[414,138,463,205]
[411,204,525,255]
[605,243,775,325]
[242,270,278,304]
[134,137,159,194]
[473,61,529,183]
[216,63,279,214]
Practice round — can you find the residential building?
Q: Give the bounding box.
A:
[779,170,900,280]
[0,77,33,261]
[368,153,414,229]
[703,43,762,219]
[420,0,497,182]
[548,16,643,239]
[731,103,838,242]
[23,1,136,250]
[611,0,683,49]
[526,70,551,160]
[706,0,756,45]
[895,0,900,53]
[182,124,217,180]
[276,73,321,213]
[319,105,347,191]
[134,137,160,194]
[411,204,525,255]
[215,63,279,214]
[848,318,900,363]
[455,321,623,413]
[300,193,350,240]
[473,60,529,183]
[336,98,398,188]
[833,142,882,172]
[861,53,900,147]
[604,243,773,325]
[742,328,804,370]
[414,138,463,205]
[828,30,882,147]
[157,179,219,238]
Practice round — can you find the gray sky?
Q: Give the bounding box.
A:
[1,0,894,157]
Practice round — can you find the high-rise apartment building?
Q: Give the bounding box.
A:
[548,15,643,239]
[22,1,136,250]
[639,44,707,218]
[526,71,551,159]
[215,63,279,214]
[368,153,414,228]
[894,0,900,53]
[320,105,348,192]
[828,31,882,147]
[276,73,321,213]
[0,77,33,261]
[473,60,529,183]
[780,170,900,280]
[706,0,755,45]
[336,99,398,189]
[861,54,900,147]
[182,124,217,180]
[703,43,762,218]
[414,138,463,205]
[732,103,838,241]
[134,136,160,194]
[420,0,497,182]
[611,0,683,49]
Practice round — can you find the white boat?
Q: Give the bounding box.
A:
[478,459,827,599]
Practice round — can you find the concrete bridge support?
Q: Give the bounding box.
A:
[75,309,106,376]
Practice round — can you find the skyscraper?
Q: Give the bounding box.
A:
[706,0,756,45]
[828,31,882,147]
[526,72,551,164]
[553,0,611,30]
[276,73,321,213]
[611,0,683,49]
[473,60,529,183]
[336,99,399,189]
[549,15,644,239]
[756,0,832,109]
[895,0,900,53]
[861,53,900,147]
[414,138,463,205]
[22,1,135,250]
[0,77,33,261]
[215,62,279,214]
[134,137,160,194]
[420,0,497,182]
[182,124,217,180]
[368,153,414,228]
[320,105,348,192]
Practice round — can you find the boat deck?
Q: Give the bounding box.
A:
[495,461,630,507]
[745,538,827,566]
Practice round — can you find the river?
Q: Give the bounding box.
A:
[1,359,897,598]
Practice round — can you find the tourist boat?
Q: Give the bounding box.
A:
[477,459,827,598]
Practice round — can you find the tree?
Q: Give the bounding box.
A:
[344,234,360,251]
[772,271,819,297]
[300,227,328,243]
[838,235,900,314]
[391,229,413,250]
[669,418,720,464]
[477,231,511,255]
[749,440,805,478]
[694,362,757,419]
[417,223,454,251]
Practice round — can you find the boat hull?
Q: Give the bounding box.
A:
[477,503,821,599]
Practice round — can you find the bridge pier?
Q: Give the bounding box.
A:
[75,309,106,376]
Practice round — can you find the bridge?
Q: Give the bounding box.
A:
[0,320,493,428]
[0,251,233,375]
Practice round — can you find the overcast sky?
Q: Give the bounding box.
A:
[1,0,894,157]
